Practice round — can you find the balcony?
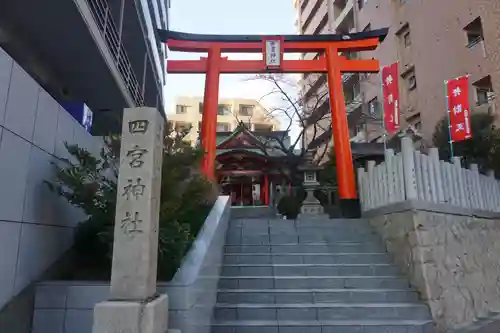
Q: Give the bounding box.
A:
[0,0,164,134]
[89,0,144,106]
[345,94,363,114]
[333,0,354,29]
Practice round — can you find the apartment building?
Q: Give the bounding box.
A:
[0,1,170,331]
[167,96,280,145]
[0,0,170,134]
[296,0,500,155]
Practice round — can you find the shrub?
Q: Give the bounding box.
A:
[277,195,301,219]
[46,126,216,281]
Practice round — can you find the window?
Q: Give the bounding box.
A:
[404,31,411,47]
[396,23,411,48]
[218,104,232,116]
[239,104,255,116]
[216,122,231,132]
[253,124,274,132]
[176,105,188,114]
[198,102,204,114]
[408,74,417,90]
[175,121,191,132]
[464,17,484,48]
[197,121,202,133]
[414,121,422,131]
[368,97,380,118]
[473,76,494,106]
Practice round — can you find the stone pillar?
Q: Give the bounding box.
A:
[401,137,417,200]
[92,107,168,333]
[470,163,486,211]
[385,149,395,204]
[428,148,444,203]
[366,161,375,210]
[452,157,468,208]
[357,168,366,211]
[414,152,424,201]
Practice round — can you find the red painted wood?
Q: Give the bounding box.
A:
[200,47,221,180]
[325,46,357,199]
[167,58,380,74]
[166,38,380,53]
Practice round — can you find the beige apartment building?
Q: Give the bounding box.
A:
[167,96,281,145]
[295,0,499,155]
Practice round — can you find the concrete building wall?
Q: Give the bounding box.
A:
[0,46,101,323]
[297,0,500,148]
[167,96,281,145]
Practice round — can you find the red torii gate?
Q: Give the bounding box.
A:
[158,29,388,217]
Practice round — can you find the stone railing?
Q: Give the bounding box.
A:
[357,137,500,214]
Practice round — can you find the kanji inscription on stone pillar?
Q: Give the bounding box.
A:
[110,107,164,300]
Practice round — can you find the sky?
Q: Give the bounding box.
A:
[164,0,300,136]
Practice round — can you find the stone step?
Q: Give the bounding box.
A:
[218,276,411,290]
[225,233,381,245]
[211,319,434,333]
[214,303,432,321]
[224,242,386,254]
[228,226,377,234]
[223,253,392,265]
[217,289,419,304]
[230,219,371,228]
[221,264,401,277]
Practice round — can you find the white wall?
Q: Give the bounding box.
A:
[0,47,102,311]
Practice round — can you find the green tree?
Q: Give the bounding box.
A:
[46,123,217,281]
[433,112,500,174]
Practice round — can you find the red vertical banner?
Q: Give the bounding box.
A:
[381,62,400,135]
[446,76,472,142]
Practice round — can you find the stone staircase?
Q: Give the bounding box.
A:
[211,217,434,333]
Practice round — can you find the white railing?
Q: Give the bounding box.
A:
[86,0,145,106]
[357,137,500,212]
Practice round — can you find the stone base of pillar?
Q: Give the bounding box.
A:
[339,198,361,218]
[92,294,169,333]
[299,187,328,219]
[300,203,325,216]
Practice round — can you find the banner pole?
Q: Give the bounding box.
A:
[444,80,454,161]
[379,66,387,156]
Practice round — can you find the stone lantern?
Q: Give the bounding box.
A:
[298,164,326,217]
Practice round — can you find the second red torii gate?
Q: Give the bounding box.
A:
[158,28,388,217]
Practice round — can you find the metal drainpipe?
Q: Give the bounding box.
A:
[141,53,147,98]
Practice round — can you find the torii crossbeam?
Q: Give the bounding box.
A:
[158,28,388,218]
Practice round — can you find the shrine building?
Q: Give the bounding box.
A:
[214,123,295,207]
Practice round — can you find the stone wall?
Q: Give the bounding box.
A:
[366,201,500,332]
[0,46,102,332]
